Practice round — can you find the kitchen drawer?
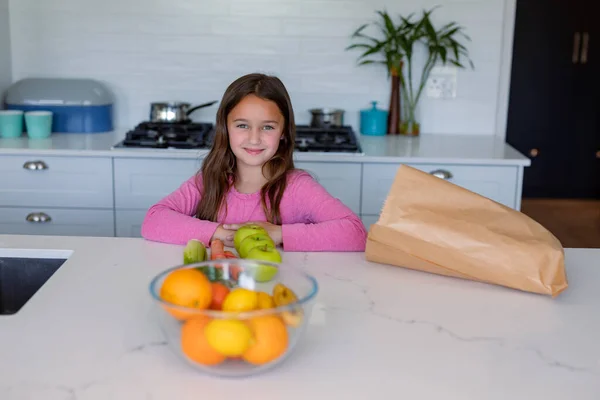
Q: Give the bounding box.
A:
[114,158,203,210]
[0,207,115,237]
[295,162,361,214]
[0,155,113,208]
[361,163,519,215]
[115,210,147,238]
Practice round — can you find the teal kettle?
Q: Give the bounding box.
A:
[360,101,388,136]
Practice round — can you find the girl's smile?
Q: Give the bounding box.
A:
[244,148,265,156]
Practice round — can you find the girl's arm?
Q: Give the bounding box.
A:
[140,175,220,246]
[281,172,368,252]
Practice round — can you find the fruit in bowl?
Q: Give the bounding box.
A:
[148,258,318,378]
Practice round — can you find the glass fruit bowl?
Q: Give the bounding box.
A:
[148,259,319,378]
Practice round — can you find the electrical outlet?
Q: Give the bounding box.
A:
[426,66,457,99]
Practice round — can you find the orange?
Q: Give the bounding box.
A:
[257,291,275,309]
[160,268,212,320]
[181,316,226,366]
[222,288,259,313]
[209,282,230,310]
[205,319,253,357]
[242,315,289,365]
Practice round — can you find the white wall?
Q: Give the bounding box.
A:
[0,0,12,101]
[8,0,513,136]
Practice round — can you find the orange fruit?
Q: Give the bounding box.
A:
[204,319,253,357]
[222,288,259,313]
[181,316,226,366]
[159,268,212,320]
[257,291,275,309]
[209,282,230,310]
[242,315,289,365]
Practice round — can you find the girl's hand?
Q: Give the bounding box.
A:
[222,221,283,246]
[210,225,236,248]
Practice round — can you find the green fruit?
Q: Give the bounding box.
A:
[245,245,281,282]
[183,239,207,265]
[234,224,267,253]
[238,233,275,258]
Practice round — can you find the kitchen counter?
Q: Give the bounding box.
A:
[0,131,531,165]
[0,234,597,399]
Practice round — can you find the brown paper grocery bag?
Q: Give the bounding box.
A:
[365,165,568,297]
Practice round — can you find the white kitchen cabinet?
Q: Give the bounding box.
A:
[360,215,379,231]
[294,162,361,215]
[113,157,203,237]
[0,155,113,208]
[361,163,520,216]
[113,158,203,210]
[0,207,114,237]
[113,159,362,237]
[115,210,147,238]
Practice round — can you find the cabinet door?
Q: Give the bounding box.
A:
[0,207,114,237]
[294,162,361,214]
[115,210,147,238]
[0,155,113,208]
[360,215,380,231]
[361,163,519,215]
[114,158,203,210]
[506,0,598,198]
[576,4,600,198]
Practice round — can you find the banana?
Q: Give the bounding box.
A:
[272,283,303,327]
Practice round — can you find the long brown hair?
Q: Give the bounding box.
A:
[195,73,296,224]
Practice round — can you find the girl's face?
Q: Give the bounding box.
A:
[227,94,284,170]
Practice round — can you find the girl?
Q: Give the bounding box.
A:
[141,73,367,252]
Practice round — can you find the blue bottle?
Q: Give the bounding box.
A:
[360,101,388,136]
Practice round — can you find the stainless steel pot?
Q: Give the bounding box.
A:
[309,108,345,128]
[150,101,217,123]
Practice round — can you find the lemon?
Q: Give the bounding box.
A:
[205,319,253,356]
[257,291,275,309]
[222,288,259,312]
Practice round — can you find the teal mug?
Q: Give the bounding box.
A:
[0,110,24,138]
[25,111,53,139]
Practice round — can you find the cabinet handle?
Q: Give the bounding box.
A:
[572,32,581,63]
[429,169,453,180]
[26,212,52,223]
[529,148,539,157]
[22,160,49,170]
[581,32,589,64]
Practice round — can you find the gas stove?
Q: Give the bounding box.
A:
[112,122,363,154]
[295,125,362,154]
[112,121,214,150]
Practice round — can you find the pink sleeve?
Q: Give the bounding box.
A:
[281,172,368,252]
[140,175,219,246]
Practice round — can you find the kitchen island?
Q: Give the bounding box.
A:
[0,234,598,399]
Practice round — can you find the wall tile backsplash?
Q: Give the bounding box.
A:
[7,0,509,135]
[0,0,12,95]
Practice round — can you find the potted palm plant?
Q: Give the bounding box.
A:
[346,10,407,134]
[347,7,474,136]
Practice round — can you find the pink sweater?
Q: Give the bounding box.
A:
[141,170,368,252]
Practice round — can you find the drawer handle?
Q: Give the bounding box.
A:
[429,169,453,180]
[23,160,49,170]
[26,212,52,223]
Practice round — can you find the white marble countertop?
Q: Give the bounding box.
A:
[0,130,531,165]
[0,234,597,399]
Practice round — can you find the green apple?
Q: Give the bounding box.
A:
[245,245,281,282]
[234,223,267,253]
[238,232,275,258]
[183,239,206,264]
